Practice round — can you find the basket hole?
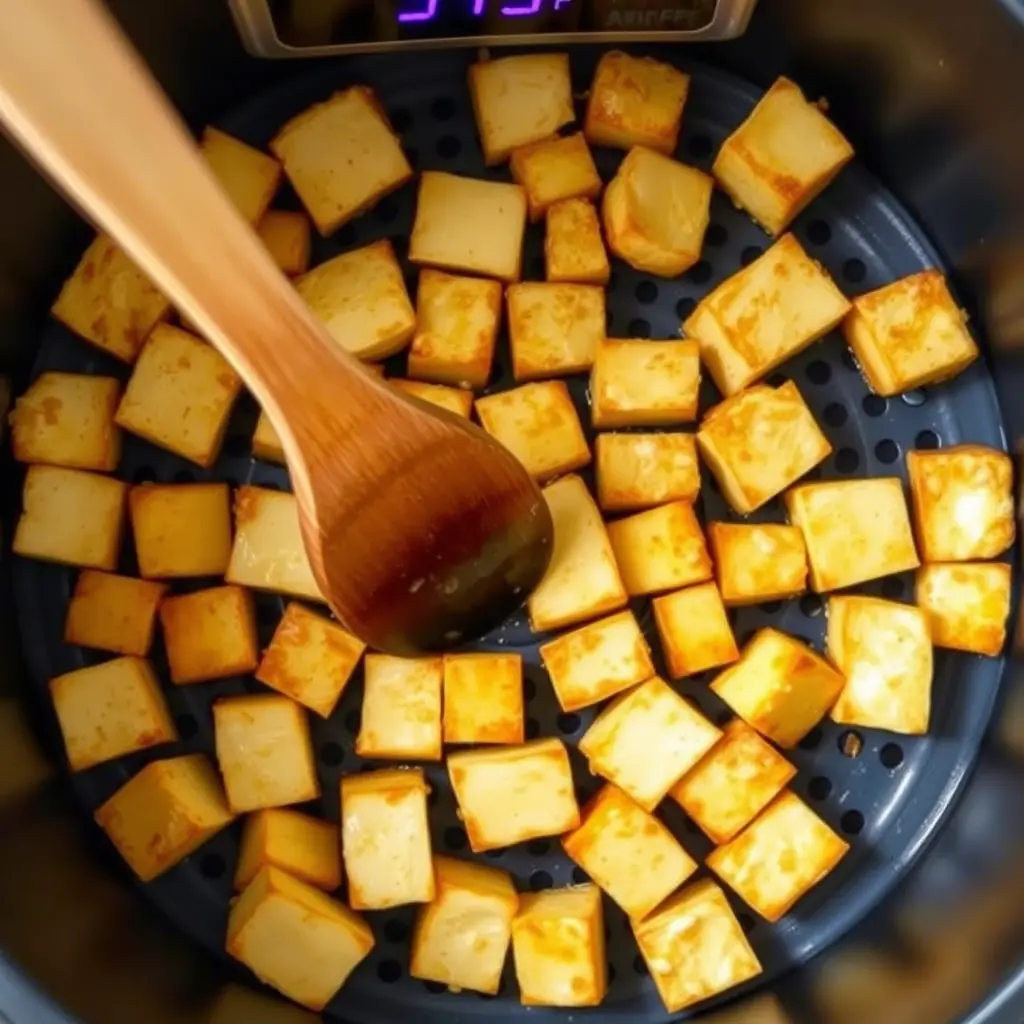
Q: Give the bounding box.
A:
[915,429,941,450]
[688,260,713,285]
[524,677,537,701]
[799,726,823,751]
[635,280,658,304]
[874,439,900,464]
[807,219,831,245]
[808,776,833,801]
[384,919,409,944]
[740,245,763,267]
[862,394,887,417]
[806,360,831,385]
[430,96,456,121]
[168,468,198,486]
[800,594,823,618]
[628,317,651,338]
[336,223,359,248]
[390,107,413,134]
[839,730,864,758]
[320,742,344,767]
[224,434,251,459]
[131,465,157,484]
[530,870,553,891]
[525,717,541,740]
[633,954,649,976]
[256,600,280,630]
[759,600,783,615]
[738,912,756,935]
[572,866,590,884]
[687,134,713,159]
[881,577,905,599]
[824,403,848,428]
[176,713,198,740]
[444,825,467,851]
[706,223,728,247]
[841,810,865,836]
[835,448,859,474]
[423,981,447,994]
[378,960,402,984]
[200,853,225,879]
[375,197,399,224]
[527,838,551,856]
[716,708,732,727]
[556,712,581,736]
[676,296,695,320]
[437,135,461,159]
[766,372,787,388]
[902,389,927,407]
[842,258,867,284]
[880,743,905,769]
[344,711,361,736]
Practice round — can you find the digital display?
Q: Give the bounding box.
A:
[390,0,580,37]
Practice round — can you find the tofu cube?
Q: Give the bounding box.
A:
[10,371,121,471]
[227,865,373,1011]
[256,602,365,718]
[595,432,700,512]
[341,768,435,909]
[475,381,591,481]
[256,210,311,275]
[468,53,574,165]
[562,784,696,919]
[684,234,851,396]
[632,879,762,1013]
[539,610,654,712]
[251,411,285,464]
[510,133,602,222]
[64,570,166,656]
[842,270,979,396]
[201,127,281,225]
[916,562,1012,657]
[585,51,690,153]
[697,380,832,513]
[606,500,713,597]
[235,808,342,892]
[160,585,259,685]
[710,628,846,748]
[411,856,518,995]
[713,76,854,236]
[511,884,606,1008]
[356,654,443,760]
[527,474,627,632]
[50,656,176,771]
[13,465,126,570]
[545,198,610,285]
[708,521,809,605]
[94,754,234,881]
[391,379,474,418]
[785,478,920,592]
[706,791,849,922]
[408,269,502,389]
[443,652,524,745]
[670,719,797,844]
[907,445,1015,561]
[295,239,415,361]
[410,172,527,282]
[51,235,170,363]
[653,581,739,678]
[448,739,580,852]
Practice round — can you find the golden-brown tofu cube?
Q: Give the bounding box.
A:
[270,86,412,236]
[251,411,285,464]
[443,652,524,745]
[711,628,846,748]
[391,379,474,418]
[595,432,700,512]
[579,677,721,810]
[653,581,739,678]
[235,808,342,892]
[707,791,849,922]
[786,478,920,592]
[544,197,610,285]
[510,133,602,222]
[684,234,851,396]
[341,768,435,909]
[916,562,1012,657]
[842,270,979,396]
[94,754,234,881]
[357,654,443,761]
[448,739,579,852]
[201,127,281,225]
[907,445,1015,561]
[256,210,311,275]
[708,521,808,605]
[64,570,166,656]
[697,380,831,513]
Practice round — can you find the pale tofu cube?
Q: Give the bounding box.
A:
[578,677,721,811]
[842,270,979,396]
[545,198,610,285]
[706,791,849,922]
[448,739,580,852]
[256,602,365,718]
[708,521,809,605]
[916,562,1012,657]
[475,381,590,481]
[785,478,920,592]
[510,133,602,222]
[64,570,166,656]
[606,500,713,597]
[468,53,574,165]
[713,77,853,236]
[562,784,696,919]
[10,372,121,471]
[411,856,518,995]
[257,210,311,275]
[443,652,524,745]
[235,808,342,892]
[251,411,285,464]
[684,234,851,396]
[201,127,281,225]
[527,475,628,632]
[632,879,762,1013]
[94,754,234,881]
[410,172,527,282]
[391,379,474,418]
[595,432,700,512]
[697,380,832,513]
[670,719,797,844]
[341,768,435,909]
[653,581,739,678]
[357,654,443,761]
[710,628,846,748]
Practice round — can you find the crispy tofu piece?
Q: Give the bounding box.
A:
[670,719,797,844]
[251,411,286,464]
[585,51,690,153]
[270,86,412,235]
[632,879,762,1013]
[713,77,854,236]
[256,210,311,275]
[160,585,259,685]
[256,602,365,718]
[916,562,1012,656]
[510,133,602,222]
[842,270,979,396]
[711,628,846,748]
[13,465,126,570]
[64,570,166,656]
[296,239,415,361]
[707,791,849,922]
[606,500,713,597]
[708,521,809,605]
[201,127,281,225]
[10,372,121,471]
[412,857,518,996]
[94,754,234,882]
[697,380,831,513]
[357,654,443,761]
[341,768,435,909]
[475,381,590,481]
[786,478,920,592]
[410,172,527,282]
[408,269,502,389]
[653,581,739,678]
[539,610,654,712]
[684,234,851,396]
[595,432,700,512]
[448,739,579,852]
[51,235,170,363]
[391,379,474,418]
[443,652,524,745]
[227,865,373,1012]
[563,784,696,919]
[468,53,574,165]
[544,198,610,285]
[527,474,628,632]
[235,808,341,892]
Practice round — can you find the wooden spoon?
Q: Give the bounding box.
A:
[0,0,552,655]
